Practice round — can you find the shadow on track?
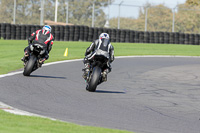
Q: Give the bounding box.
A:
[95,90,125,94]
[30,75,66,79]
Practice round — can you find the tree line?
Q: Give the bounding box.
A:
[0,0,111,26]
[0,0,199,33]
[110,1,200,33]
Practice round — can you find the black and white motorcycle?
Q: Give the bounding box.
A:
[84,49,109,92]
[23,44,45,76]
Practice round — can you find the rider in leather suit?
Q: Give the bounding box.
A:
[21,25,54,66]
[83,33,114,81]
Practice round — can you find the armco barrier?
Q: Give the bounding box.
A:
[135,31,139,43]
[120,30,125,42]
[64,25,69,41]
[25,25,30,39]
[1,23,6,39]
[69,26,74,41]
[0,23,200,45]
[185,34,189,44]
[111,29,116,42]
[189,34,194,45]
[79,26,84,41]
[74,25,80,41]
[159,32,164,44]
[88,27,94,42]
[93,28,98,41]
[130,31,135,43]
[139,31,144,43]
[21,25,26,40]
[194,34,199,45]
[60,25,64,41]
[16,25,21,40]
[125,30,130,43]
[164,32,169,44]
[179,33,184,44]
[84,26,89,41]
[6,23,11,40]
[11,24,16,40]
[116,29,120,42]
[55,25,60,41]
[144,32,149,43]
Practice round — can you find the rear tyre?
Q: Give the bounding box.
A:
[86,66,101,92]
[23,55,37,76]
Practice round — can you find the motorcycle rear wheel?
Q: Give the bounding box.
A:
[23,55,37,76]
[86,66,101,92]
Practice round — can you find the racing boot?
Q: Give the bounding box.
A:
[102,70,108,82]
[21,51,29,66]
[82,63,90,79]
[38,58,46,67]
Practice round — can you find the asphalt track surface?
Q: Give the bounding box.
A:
[1,57,200,133]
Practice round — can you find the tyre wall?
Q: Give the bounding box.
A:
[1,23,200,45]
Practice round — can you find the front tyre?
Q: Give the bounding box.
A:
[23,55,37,76]
[86,66,101,92]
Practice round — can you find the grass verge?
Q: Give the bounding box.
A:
[1,40,200,75]
[0,110,131,133]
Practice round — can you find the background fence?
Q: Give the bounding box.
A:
[1,23,200,45]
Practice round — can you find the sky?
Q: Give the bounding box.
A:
[105,0,187,18]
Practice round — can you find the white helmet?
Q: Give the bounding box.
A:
[99,33,109,39]
[42,25,52,32]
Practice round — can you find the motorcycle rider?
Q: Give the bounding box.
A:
[82,33,114,82]
[21,25,54,66]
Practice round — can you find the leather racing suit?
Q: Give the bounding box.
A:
[23,29,54,64]
[83,38,114,81]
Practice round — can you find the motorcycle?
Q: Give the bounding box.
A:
[23,44,45,76]
[85,49,109,92]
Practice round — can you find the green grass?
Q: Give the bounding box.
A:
[0,40,86,74]
[1,40,200,75]
[0,110,131,133]
[114,43,200,56]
